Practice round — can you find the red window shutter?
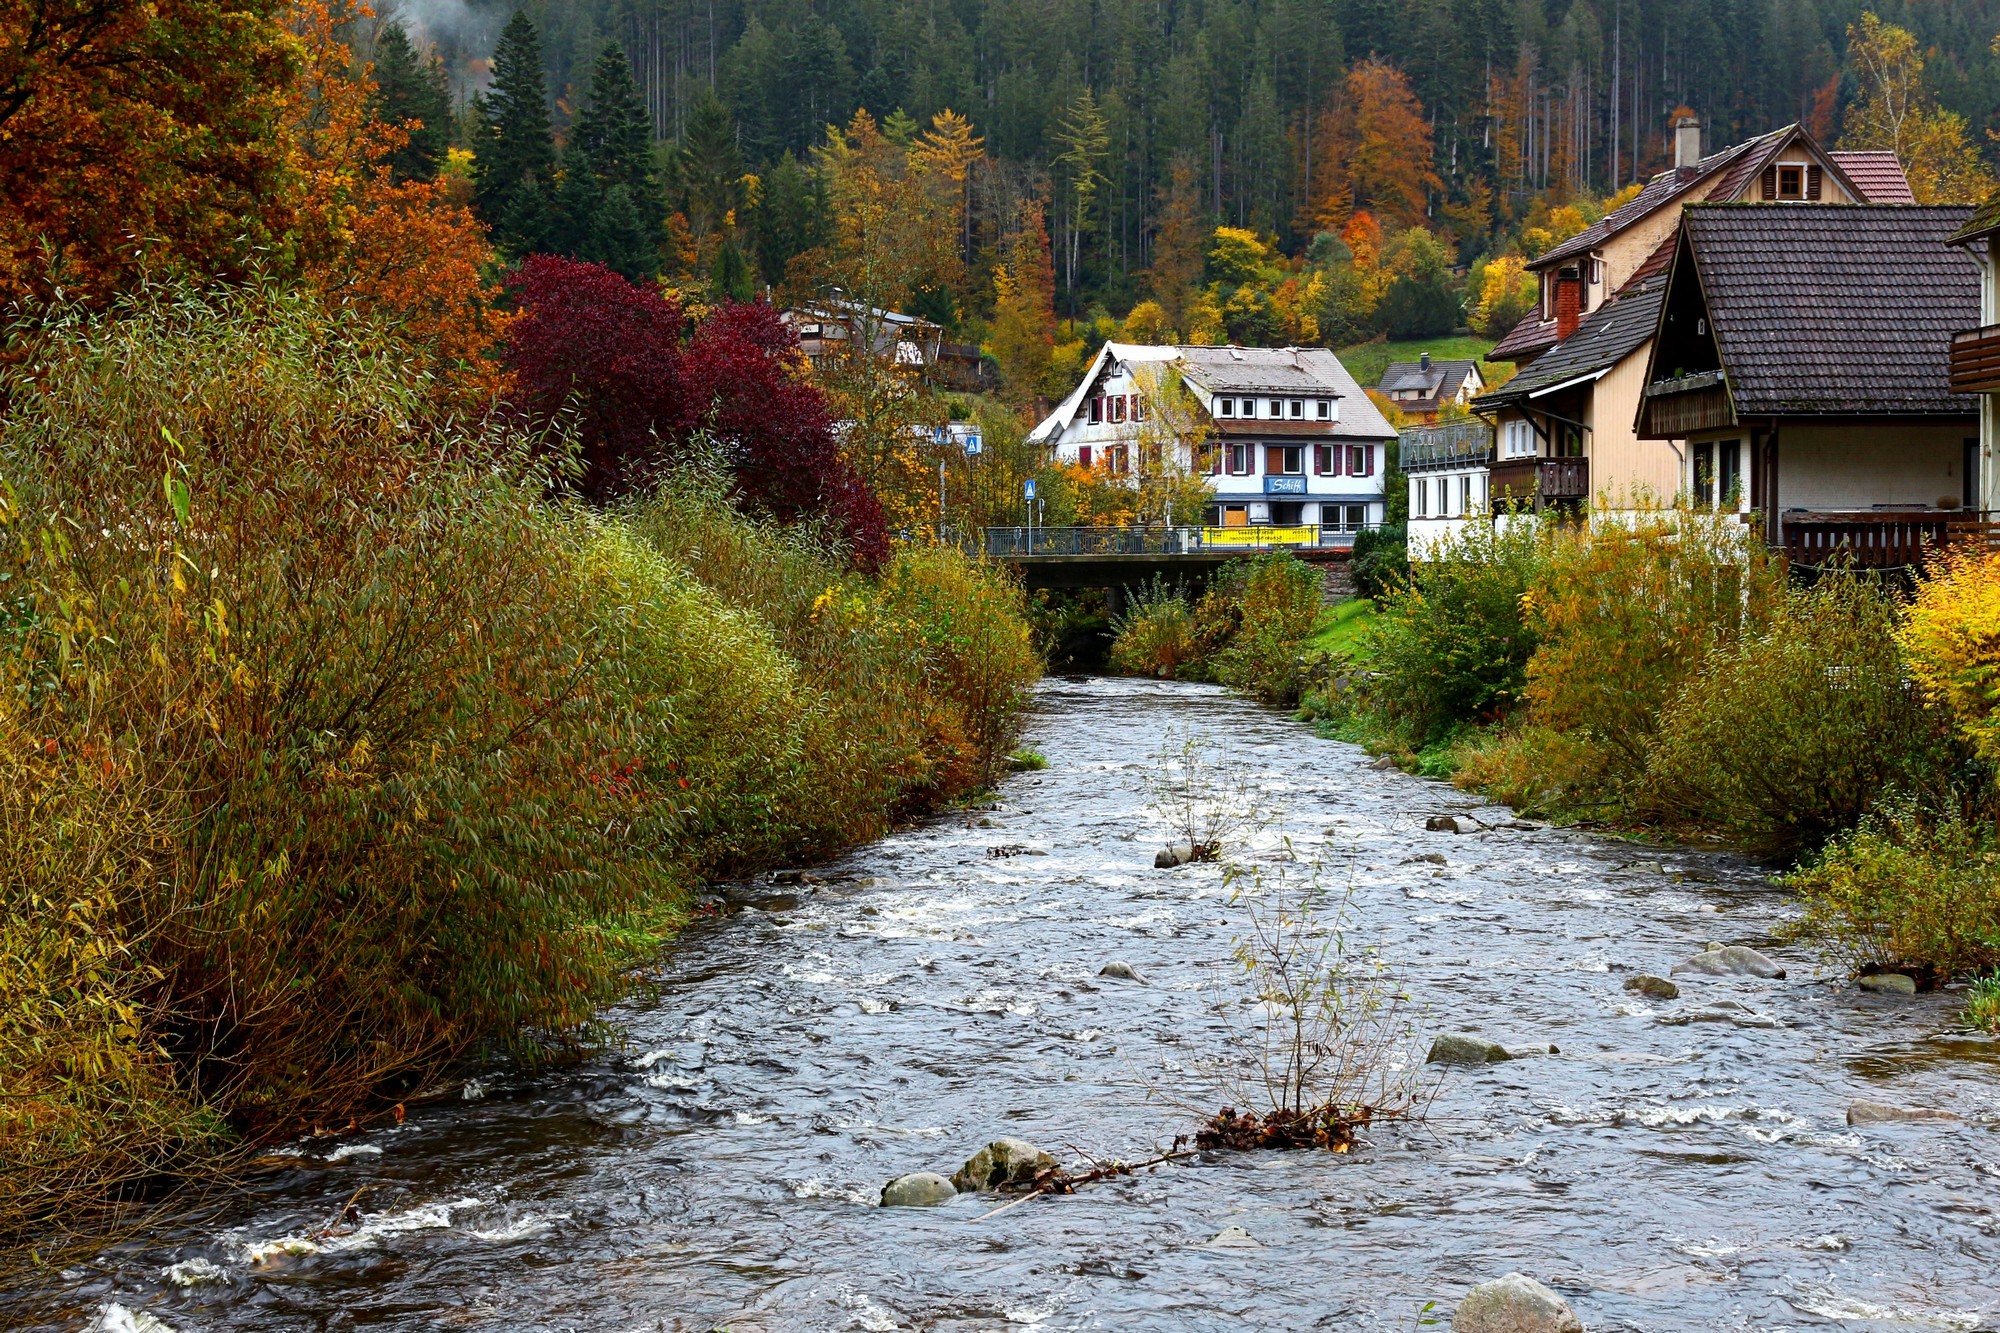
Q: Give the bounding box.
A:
[1078,445,1092,468]
[1807,164,1823,200]
[1760,165,1778,198]
[1363,445,1374,476]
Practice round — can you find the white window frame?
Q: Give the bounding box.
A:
[1316,399,1331,420]
[1217,397,1235,417]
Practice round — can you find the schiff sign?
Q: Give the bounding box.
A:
[1264,476,1307,494]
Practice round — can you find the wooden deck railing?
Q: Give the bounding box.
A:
[1950,324,2000,395]
[1780,510,2000,569]
[1489,457,1589,504]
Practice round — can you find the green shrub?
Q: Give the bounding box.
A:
[1350,522,1408,600]
[1965,972,2000,1032]
[1522,507,1778,797]
[1362,514,1547,746]
[1645,572,1968,857]
[1212,552,1327,706]
[1784,805,2000,984]
[1109,579,1199,679]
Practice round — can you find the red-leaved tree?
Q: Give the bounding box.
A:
[505,254,887,566]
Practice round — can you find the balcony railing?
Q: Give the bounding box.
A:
[1950,324,2000,394]
[1489,457,1589,504]
[981,525,1375,557]
[1401,419,1494,473]
[1780,510,2000,569]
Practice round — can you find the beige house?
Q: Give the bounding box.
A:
[1405,119,1913,555]
[1947,193,2000,510]
[1636,203,1979,567]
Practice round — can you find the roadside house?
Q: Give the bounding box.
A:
[1635,203,1981,567]
[1028,342,1396,539]
[1406,118,1911,556]
[1946,193,2000,512]
[1377,354,1483,422]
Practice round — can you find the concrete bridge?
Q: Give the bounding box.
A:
[979,525,1362,593]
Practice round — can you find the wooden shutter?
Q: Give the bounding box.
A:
[1806,164,1823,200]
[1760,165,1778,199]
[1266,445,1285,474]
[1078,445,1092,468]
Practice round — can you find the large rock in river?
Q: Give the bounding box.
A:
[952,1138,1058,1193]
[1452,1273,1584,1333]
[1847,1098,1961,1126]
[880,1172,958,1207]
[1670,945,1785,979]
[1427,1033,1514,1065]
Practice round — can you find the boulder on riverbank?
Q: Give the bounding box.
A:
[1670,945,1785,979]
[1623,975,1679,1000]
[1857,973,1917,995]
[1427,1034,1513,1065]
[880,1172,958,1207]
[1452,1273,1584,1333]
[1847,1098,1960,1126]
[951,1138,1058,1193]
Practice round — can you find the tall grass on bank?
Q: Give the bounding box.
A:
[0,287,1038,1257]
[1105,553,1328,707]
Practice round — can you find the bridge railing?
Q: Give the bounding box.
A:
[981,525,1370,557]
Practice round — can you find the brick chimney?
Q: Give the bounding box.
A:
[1419,351,1431,371]
[1675,115,1702,174]
[1555,266,1583,342]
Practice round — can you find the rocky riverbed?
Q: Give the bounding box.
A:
[19,677,2000,1331]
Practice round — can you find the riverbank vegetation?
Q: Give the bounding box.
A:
[1107,552,1329,706]
[1299,505,2000,997]
[0,288,1038,1261]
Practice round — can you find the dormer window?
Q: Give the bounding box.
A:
[1263,398,1278,418]
[1316,400,1331,420]
[1217,397,1235,417]
[1778,165,1803,199]
[1289,399,1303,418]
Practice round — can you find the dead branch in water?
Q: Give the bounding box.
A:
[970,1141,1199,1221]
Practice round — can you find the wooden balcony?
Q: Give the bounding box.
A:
[1780,510,2000,569]
[1489,457,1589,505]
[1950,324,2000,394]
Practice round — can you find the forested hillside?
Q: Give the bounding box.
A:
[394,0,2000,320]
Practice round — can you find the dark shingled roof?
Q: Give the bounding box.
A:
[1682,204,1978,417]
[1489,311,1559,362]
[1378,358,1479,400]
[1474,279,1665,409]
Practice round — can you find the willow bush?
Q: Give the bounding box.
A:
[1108,579,1199,679]
[0,287,1039,1252]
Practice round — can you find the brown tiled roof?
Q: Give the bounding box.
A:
[1533,127,1795,271]
[1681,204,1978,417]
[1213,419,1351,438]
[1475,278,1665,409]
[1830,151,1915,203]
[1489,312,1558,362]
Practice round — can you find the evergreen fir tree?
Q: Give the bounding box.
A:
[549,158,601,258]
[581,185,659,283]
[570,44,661,232]
[475,11,556,248]
[751,152,829,286]
[711,237,754,302]
[675,92,743,237]
[501,177,557,256]
[370,23,450,181]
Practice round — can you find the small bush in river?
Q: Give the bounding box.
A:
[1109,578,1199,679]
[1965,973,2000,1032]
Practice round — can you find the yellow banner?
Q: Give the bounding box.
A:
[1201,526,1320,546]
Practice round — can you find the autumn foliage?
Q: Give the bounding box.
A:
[504,254,887,565]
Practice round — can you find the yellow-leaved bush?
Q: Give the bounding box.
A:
[1899,546,2000,762]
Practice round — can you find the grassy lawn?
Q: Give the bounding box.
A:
[1334,335,1503,392]
[1305,597,1377,657]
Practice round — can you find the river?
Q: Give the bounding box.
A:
[23,678,2000,1332]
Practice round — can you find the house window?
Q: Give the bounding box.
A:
[1314,444,1336,475]
[1416,478,1429,517]
[1693,441,1715,506]
[1208,443,1223,475]
[1264,398,1278,418]
[1088,396,1102,424]
[1218,397,1235,417]
[1502,418,1535,459]
[1718,440,1742,508]
[1777,164,1803,199]
[1281,445,1304,474]
[1460,475,1472,513]
[1347,504,1368,530]
[1348,445,1372,477]
[1317,399,1332,420]
[1228,443,1254,475]
[1289,399,1304,418]
[1132,395,1146,422]
[1110,395,1127,424]
[1107,444,1130,475]
[1078,445,1092,468]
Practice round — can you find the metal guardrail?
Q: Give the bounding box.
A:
[981,525,1376,556]
[1401,419,1495,472]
